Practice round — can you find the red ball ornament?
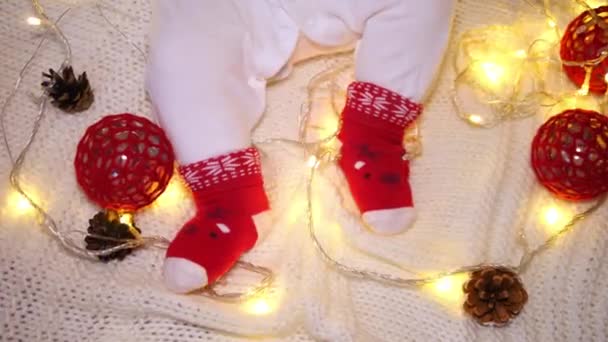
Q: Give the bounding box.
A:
[560,6,608,94]
[75,113,175,211]
[531,109,608,201]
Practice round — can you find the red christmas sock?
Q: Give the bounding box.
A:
[337,81,422,234]
[163,147,269,293]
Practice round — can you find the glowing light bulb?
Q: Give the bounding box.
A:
[312,110,340,142]
[153,178,188,209]
[307,155,318,168]
[425,273,469,304]
[15,194,33,212]
[322,137,339,153]
[543,206,561,226]
[243,297,273,315]
[479,62,505,84]
[468,115,484,125]
[540,205,572,235]
[119,213,134,226]
[27,17,41,26]
[433,275,464,294]
[514,49,527,59]
[320,114,339,137]
[577,86,590,96]
[7,191,37,216]
[434,277,456,293]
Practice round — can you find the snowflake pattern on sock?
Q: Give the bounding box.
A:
[346,82,422,129]
[179,147,262,191]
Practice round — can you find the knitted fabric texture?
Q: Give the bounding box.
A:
[1,1,607,341]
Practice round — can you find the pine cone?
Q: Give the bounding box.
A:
[463,267,528,326]
[85,210,141,262]
[42,66,94,113]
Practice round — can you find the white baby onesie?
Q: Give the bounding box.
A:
[146,0,455,165]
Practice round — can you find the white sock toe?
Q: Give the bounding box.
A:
[252,210,273,245]
[163,257,209,294]
[362,207,416,235]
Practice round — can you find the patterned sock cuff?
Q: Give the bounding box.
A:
[179,147,263,192]
[344,81,422,131]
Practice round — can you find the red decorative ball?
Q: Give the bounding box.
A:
[75,113,175,211]
[531,109,608,201]
[560,6,608,94]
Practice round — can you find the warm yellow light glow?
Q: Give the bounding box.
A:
[577,86,590,96]
[468,114,484,125]
[538,26,559,44]
[550,95,599,116]
[479,61,505,85]
[287,199,307,224]
[425,273,469,304]
[543,207,561,226]
[306,155,318,169]
[26,16,41,26]
[119,213,134,226]
[15,194,33,212]
[8,191,36,215]
[321,137,340,154]
[153,177,188,209]
[243,296,273,315]
[604,73,608,84]
[315,109,340,139]
[586,0,606,8]
[547,19,557,28]
[540,205,571,234]
[563,96,578,108]
[287,192,324,225]
[514,49,527,59]
[324,222,343,241]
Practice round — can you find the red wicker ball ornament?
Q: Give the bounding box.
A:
[560,6,608,94]
[531,109,608,201]
[75,113,175,211]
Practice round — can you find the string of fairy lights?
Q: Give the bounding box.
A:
[1,0,274,305]
[1,0,607,331]
[301,58,607,286]
[453,0,608,127]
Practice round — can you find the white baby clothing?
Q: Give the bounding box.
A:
[146,0,455,164]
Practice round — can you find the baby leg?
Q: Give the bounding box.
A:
[146,0,270,293]
[336,0,455,233]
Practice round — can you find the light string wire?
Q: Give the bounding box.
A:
[451,0,608,128]
[300,62,608,287]
[94,3,274,302]
[450,0,558,127]
[0,1,72,165]
[1,0,172,261]
[0,0,273,303]
[95,2,147,63]
[1,0,604,314]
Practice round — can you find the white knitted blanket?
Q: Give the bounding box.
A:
[1,1,607,341]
